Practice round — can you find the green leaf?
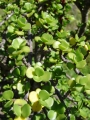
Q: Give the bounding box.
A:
[56,114,66,120]
[34,36,42,42]
[79,36,86,42]
[8,46,16,54]
[75,84,84,92]
[4,100,13,108]
[33,76,42,82]
[41,11,50,19]
[12,39,19,49]
[26,67,35,78]
[52,102,65,114]
[7,25,14,33]
[53,41,60,49]
[13,104,21,117]
[11,15,17,22]
[35,66,44,77]
[48,110,57,120]
[70,114,75,120]
[17,55,24,61]
[42,84,55,95]
[19,40,27,48]
[17,16,26,27]
[12,37,25,49]
[39,90,50,100]
[74,49,84,62]
[44,97,54,108]
[33,113,45,120]
[12,67,20,76]
[21,104,31,118]
[21,46,30,53]
[40,71,51,82]
[59,40,70,51]
[41,33,55,45]
[56,31,70,38]
[85,89,90,95]
[17,82,24,94]
[3,90,14,100]
[22,23,31,31]
[15,30,24,36]
[68,79,76,88]
[79,108,88,119]
[68,52,76,61]
[76,60,86,68]
[39,97,54,108]
[24,3,31,11]
[14,99,27,106]
[24,82,31,91]
[20,66,27,76]
[79,74,90,90]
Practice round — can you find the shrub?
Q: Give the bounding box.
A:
[0,0,90,120]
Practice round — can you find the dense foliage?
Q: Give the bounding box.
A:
[0,0,90,120]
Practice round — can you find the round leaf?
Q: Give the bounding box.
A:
[26,67,35,78]
[39,90,50,100]
[7,25,14,33]
[76,60,86,68]
[12,39,19,49]
[13,104,21,117]
[53,41,60,49]
[32,101,42,112]
[17,17,26,27]
[17,82,24,94]
[79,74,90,90]
[40,71,51,82]
[44,97,54,108]
[21,104,31,118]
[3,90,14,100]
[47,110,57,120]
[12,38,25,49]
[14,99,27,106]
[4,100,13,108]
[14,117,27,120]
[35,67,44,77]
[29,91,39,103]
[33,76,42,82]
[21,46,30,53]
[22,23,31,31]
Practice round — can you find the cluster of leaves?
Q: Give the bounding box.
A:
[0,0,90,120]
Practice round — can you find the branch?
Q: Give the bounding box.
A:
[74,0,90,37]
[23,57,30,67]
[66,73,72,79]
[0,12,14,27]
[27,31,33,66]
[63,90,71,99]
[67,96,77,105]
[74,1,82,11]
[78,9,89,37]
[55,88,70,120]
[74,68,84,76]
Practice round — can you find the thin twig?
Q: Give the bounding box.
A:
[63,90,71,99]
[0,12,14,27]
[67,96,77,105]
